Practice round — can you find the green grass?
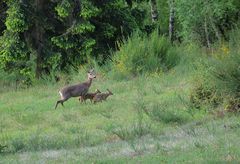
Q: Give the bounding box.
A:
[0,57,240,163]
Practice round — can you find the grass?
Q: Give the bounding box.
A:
[1,45,240,163]
[0,64,191,155]
[1,115,240,163]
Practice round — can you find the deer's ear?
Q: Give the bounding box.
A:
[90,68,95,73]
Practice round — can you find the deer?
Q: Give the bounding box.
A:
[93,89,113,104]
[55,69,96,109]
[79,89,101,103]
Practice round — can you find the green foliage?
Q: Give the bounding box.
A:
[80,1,101,19]
[175,0,239,44]
[5,1,28,32]
[71,22,95,34]
[0,144,7,153]
[0,0,145,82]
[55,0,72,18]
[0,32,33,84]
[206,28,240,112]
[213,51,240,97]
[190,82,222,109]
[0,0,33,83]
[112,31,179,77]
[52,0,144,67]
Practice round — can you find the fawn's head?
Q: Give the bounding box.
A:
[95,89,101,93]
[87,69,96,80]
[107,89,113,95]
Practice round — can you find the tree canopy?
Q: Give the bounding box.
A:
[0,0,239,82]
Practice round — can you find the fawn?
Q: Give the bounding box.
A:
[79,89,101,103]
[93,89,113,104]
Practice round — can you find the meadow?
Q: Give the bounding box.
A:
[1,48,240,163]
[1,0,240,163]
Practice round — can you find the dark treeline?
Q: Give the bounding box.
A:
[0,0,240,82]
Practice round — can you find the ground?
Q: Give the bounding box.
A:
[0,68,240,163]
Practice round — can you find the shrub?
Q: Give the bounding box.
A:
[111,31,179,77]
[224,97,240,113]
[209,32,240,112]
[0,144,7,153]
[213,52,240,98]
[190,82,222,109]
[211,27,240,99]
[190,28,240,111]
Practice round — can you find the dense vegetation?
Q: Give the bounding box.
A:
[0,0,240,163]
[1,0,239,82]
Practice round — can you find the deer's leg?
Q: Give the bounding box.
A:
[55,100,61,109]
[55,98,67,109]
[61,100,64,107]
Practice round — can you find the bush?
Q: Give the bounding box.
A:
[190,82,222,109]
[190,28,240,111]
[211,49,240,112]
[224,97,240,112]
[111,31,179,77]
[0,144,7,153]
[211,28,240,99]
[213,51,240,98]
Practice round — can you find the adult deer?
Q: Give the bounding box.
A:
[55,69,96,109]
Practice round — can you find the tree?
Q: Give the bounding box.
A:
[0,0,145,82]
[168,0,175,43]
[149,0,158,23]
[175,0,239,45]
[0,1,7,35]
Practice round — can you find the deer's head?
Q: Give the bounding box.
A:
[107,89,113,95]
[87,69,96,80]
[95,89,101,94]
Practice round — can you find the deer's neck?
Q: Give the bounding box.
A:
[86,78,92,87]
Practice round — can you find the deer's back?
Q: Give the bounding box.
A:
[61,83,89,97]
[94,93,108,100]
[82,93,96,99]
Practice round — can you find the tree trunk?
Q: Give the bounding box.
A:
[169,0,175,43]
[210,17,222,42]
[149,0,158,23]
[35,0,44,79]
[204,16,211,48]
[0,1,7,34]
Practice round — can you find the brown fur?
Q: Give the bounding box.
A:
[55,69,96,109]
[79,89,101,103]
[93,89,113,104]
